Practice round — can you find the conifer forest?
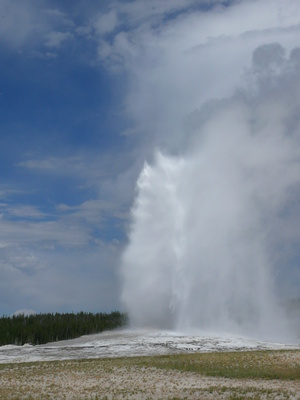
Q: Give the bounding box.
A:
[0,311,128,346]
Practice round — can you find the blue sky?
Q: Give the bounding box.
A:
[1,0,300,316]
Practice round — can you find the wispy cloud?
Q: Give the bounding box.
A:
[17,156,85,173]
[44,31,73,48]
[93,10,118,35]
[5,205,47,219]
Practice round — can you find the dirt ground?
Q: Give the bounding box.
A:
[1,359,300,399]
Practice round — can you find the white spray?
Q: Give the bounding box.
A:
[121,45,300,341]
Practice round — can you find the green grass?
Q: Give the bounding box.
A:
[1,349,299,380]
[133,349,300,380]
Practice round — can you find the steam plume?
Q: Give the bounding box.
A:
[121,43,300,340]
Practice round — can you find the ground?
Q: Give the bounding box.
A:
[0,351,299,399]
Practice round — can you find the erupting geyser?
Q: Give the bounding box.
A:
[121,46,300,341]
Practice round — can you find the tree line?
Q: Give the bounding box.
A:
[0,311,128,346]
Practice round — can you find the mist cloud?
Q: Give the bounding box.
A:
[120,1,300,339]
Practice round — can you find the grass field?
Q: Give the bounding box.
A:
[0,350,299,399]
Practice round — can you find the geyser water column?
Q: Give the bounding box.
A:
[121,93,300,339]
[121,47,300,339]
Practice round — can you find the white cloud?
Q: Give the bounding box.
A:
[16,156,106,190]
[0,1,74,50]
[0,234,122,314]
[17,156,82,172]
[6,205,47,219]
[75,25,92,37]
[42,8,74,28]
[57,200,109,223]
[0,0,39,48]
[44,31,73,48]
[16,151,140,213]
[0,1,77,56]
[0,245,44,275]
[89,0,300,162]
[93,10,118,35]
[0,218,90,248]
[29,50,57,59]
[13,309,36,316]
